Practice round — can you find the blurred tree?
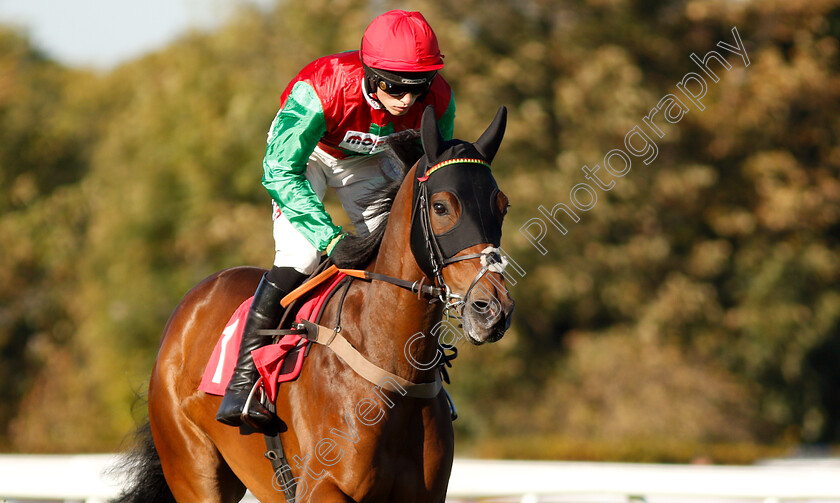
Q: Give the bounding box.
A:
[0,27,96,449]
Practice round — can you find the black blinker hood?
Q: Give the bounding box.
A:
[410,105,507,278]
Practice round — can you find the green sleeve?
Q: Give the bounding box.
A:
[262,81,341,251]
[437,91,456,141]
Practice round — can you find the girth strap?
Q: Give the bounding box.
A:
[264,433,297,503]
[299,319,443,399]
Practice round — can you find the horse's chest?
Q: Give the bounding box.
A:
[292,401,452,501]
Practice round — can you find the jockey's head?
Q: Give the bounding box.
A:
[361,10,444,115]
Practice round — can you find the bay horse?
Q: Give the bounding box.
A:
[114,106,514,503]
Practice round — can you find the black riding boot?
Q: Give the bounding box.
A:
[216,267,306,427]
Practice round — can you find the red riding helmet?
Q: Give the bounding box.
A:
[361,10,445,73]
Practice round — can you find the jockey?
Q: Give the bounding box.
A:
[217,10,456,427]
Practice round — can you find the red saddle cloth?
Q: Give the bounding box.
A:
[198,272,346,401]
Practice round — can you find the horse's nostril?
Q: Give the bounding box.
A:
[472,300,490,310]
[469,300,501,323]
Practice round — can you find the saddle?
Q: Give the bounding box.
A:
[197,262,347,400]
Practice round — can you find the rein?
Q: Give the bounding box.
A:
[262,251,506,402]
[337,244,507,318]
[338,268,445,299]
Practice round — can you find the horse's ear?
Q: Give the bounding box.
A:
[474,106,507,163]
[421,105,444,163]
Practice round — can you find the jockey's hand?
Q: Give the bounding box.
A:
[326,233,345,255]
[327,233,354,268]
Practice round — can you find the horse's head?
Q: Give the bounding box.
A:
[410,106,515,344]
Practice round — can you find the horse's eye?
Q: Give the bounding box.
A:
[433,202,448,215]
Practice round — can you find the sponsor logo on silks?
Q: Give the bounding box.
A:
[339,129,419,154]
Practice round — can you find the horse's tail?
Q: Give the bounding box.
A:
[110,420,176,503]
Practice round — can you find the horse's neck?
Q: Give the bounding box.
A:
[340,165,443,384]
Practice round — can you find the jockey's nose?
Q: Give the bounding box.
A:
[400,93,418,106]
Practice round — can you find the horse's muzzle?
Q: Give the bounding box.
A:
[462,293,515,345]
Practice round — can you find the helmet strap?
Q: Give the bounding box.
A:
[362,73,384,107]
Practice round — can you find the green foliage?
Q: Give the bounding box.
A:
[1,0,839,459]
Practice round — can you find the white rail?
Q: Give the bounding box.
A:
[0,454,118,503]
[1,455,839,502]
[447,458,840,503]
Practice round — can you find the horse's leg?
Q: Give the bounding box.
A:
[148,267,265,502]
[150,395,245,502]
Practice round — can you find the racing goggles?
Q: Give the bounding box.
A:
[367,66,437,98]
[377,78,433,98]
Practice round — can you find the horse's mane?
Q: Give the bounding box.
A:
[329,138,424,269]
